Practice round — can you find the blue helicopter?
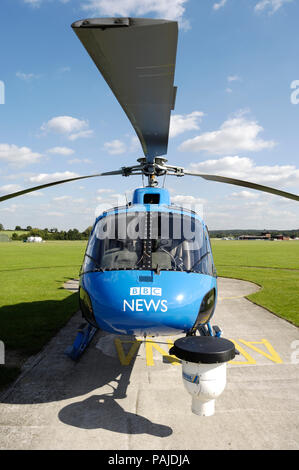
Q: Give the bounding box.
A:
[79,184,217,338]
[1,18,298,359]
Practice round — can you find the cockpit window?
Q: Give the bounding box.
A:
[82,211,215,276]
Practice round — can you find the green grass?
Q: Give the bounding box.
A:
[0,239,298,391]
[0,241,87,390]
[211,240,299,326]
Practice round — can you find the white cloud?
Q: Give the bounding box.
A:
[169,111,204,138]
[27,191,44,197]
[97,188,114,194]
[23,0,70,5]
[0,204,19,213]
[204,197,299,230]
[29,171,79,184]
[47,211,64,217]
[68,130,94,141]
[41,116,86,133]
[81,0,190,29]
[68,158,92,164]
[213,0,227,10]
[53,195,71,201]
[254,0,293,13]
[227,75,241,82]
[58,66,71,73]
[212,0,293,14]
[23,0,42,6]
[0,144,43,167]
[16,72,42,81]
[41,116,93,141]
[104,139,127,155]
[47,146,74,156]
[171,194,206,215]
[0,184,22,193]
[229,190,259,199]
[129,136,140,152]
[73,198,86,204]
[179,115,276,154]
[95,192,127,216]
[188,156,299,187]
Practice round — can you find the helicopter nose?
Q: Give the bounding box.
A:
[82,271,217,336]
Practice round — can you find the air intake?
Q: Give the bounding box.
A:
[144,193,160,204]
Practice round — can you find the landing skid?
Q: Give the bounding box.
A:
[65,323,97,361]
[198,323,222,337]
[187,322,223,337]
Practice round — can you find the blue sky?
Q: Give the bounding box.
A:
[0,0,299,231]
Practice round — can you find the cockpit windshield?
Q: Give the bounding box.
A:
[82,211,216,276]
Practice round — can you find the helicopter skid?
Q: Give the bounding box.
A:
[198,323,222,337]
[65,323,97,361]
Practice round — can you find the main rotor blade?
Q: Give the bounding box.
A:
[72,18,178,163]
[0,170,122,203]
[184,171,299,202]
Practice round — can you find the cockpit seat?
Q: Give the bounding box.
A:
[102,249,138,269]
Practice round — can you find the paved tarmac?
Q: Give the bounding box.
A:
[0,277,298,450]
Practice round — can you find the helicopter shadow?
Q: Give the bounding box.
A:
[0,295,172,437]
[59,393,172,436]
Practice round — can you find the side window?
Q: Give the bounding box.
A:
[81,222,99,273]
[204,226,217,277]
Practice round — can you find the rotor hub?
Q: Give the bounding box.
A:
[121,157,185,186]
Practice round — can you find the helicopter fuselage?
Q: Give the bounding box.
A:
[79,187,217,336]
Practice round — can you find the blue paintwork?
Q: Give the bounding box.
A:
[65,324,97,360]
[81,270,217,336]
[80,187,217,336]
[132,187,170,205]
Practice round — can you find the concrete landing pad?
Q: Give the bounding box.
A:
[0,278,298,450]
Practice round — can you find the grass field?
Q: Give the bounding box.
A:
[0,241,86,389]
[0,239,298,390]
[211,239,299,326]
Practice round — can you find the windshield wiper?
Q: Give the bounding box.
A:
[189,252,210,272]
[80,254,106,275]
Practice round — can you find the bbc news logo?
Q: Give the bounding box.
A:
[130,287,162,296]
[0,341,4,364]
[0,81,4,105]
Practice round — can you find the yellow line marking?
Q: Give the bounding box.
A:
[229,339,256,365]
[238,339,283,364]
[114,338,141,366]
[112,337,283,367]
[145,339,180,367]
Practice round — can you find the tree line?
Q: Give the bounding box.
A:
[209,229,299,238]
[0,225,93,241]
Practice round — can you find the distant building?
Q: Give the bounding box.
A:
[275,234,290,240]
[238,232,290,241]
[238,235,271,240]
[27,236,43,243]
